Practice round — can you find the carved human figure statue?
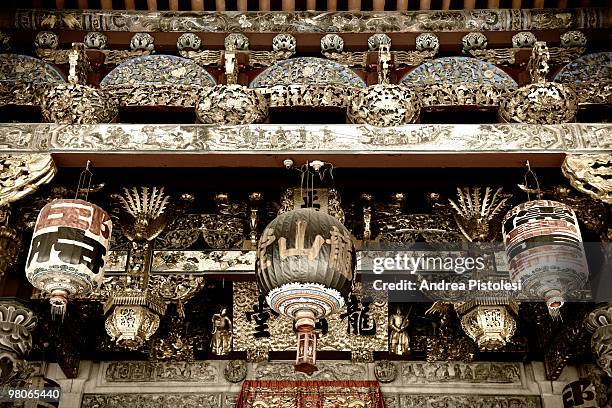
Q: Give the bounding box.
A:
[389,306,410,355]
[211,307,233,355]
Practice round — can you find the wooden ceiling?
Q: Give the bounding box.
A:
[24,0,606,12]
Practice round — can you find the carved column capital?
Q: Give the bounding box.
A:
[0,298,38,385]
[585,303,612,377]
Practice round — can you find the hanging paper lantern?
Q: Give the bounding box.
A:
[256,208,355,374]
[26,199,112,318]
[502,200,588,319]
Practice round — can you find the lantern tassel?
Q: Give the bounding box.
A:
[547,305,563,322]
[50,290,68,321]
[50,302,66,321]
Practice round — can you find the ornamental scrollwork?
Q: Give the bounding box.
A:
[130,33,155,51]
[512,32,537,49]
[148,274,204,305]
[84,31,107,49]
[272,33,296,56]
[555,52,612,83]
[34,31,58,50]
[562,154,612,205]
[224,360,247,383]
[176,33,201,51]
[585,304,612,377]
[0,300,37,385]
[462,32,487,54]
[374,360,397,383]
[0,154,56,208]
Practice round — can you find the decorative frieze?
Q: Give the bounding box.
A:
[1,124,610,154]
[385,394,541,408]
[399,361,522,385]
[82,394,224,408]
[103,361,218,383]
[252,361,368,380]
[11,8,608,33]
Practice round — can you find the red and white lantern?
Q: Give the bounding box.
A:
[26,199,112,318]
[502,200,588,319]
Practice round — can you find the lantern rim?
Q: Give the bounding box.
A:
[266,282,345,321]
[502,199,574,225]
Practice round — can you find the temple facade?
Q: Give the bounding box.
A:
[0,1,610,407]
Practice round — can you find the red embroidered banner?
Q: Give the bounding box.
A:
[236,380,385,408]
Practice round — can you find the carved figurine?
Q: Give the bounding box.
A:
[389,306,410,355]
[211,307,233,355]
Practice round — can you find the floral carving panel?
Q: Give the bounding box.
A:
[100,55,216,87]
[400,57,517,107]
[0,54,64,83]
[554,52,612,83]
[250,57,365,88]
[401,57,517,88]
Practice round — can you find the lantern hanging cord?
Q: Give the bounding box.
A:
[296,161,336,209]
[523,160,542,201]
[75,160,93,201]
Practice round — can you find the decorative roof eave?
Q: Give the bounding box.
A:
[0,123,609,167]
[9,8,610,33]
